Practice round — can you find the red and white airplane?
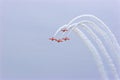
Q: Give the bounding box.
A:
[49,37,57,41]
[61,28,68,32]
[56,39,63,43]
[62,37,70,41]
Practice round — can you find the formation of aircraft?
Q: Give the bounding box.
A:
[49,28,70,43]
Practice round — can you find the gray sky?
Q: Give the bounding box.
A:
[1,0,120,80]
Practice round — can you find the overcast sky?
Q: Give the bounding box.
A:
[1,0,120,80]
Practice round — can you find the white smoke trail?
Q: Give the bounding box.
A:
[66,17,120,75]
[75,20,120,69]
[87,15,120,60]
[73,27,109,80]
[52,15,120,79]
[78,24,120,80]
[66,22,120,80]
[67,15,120,64]
[67,21,106,37]
[84,22,120,67]
[77,20,120,67]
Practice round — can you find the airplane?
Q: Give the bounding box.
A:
[62,37,70,41]
[56,39,63,43]
[49,37,57,41]
[61,28,68,32]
